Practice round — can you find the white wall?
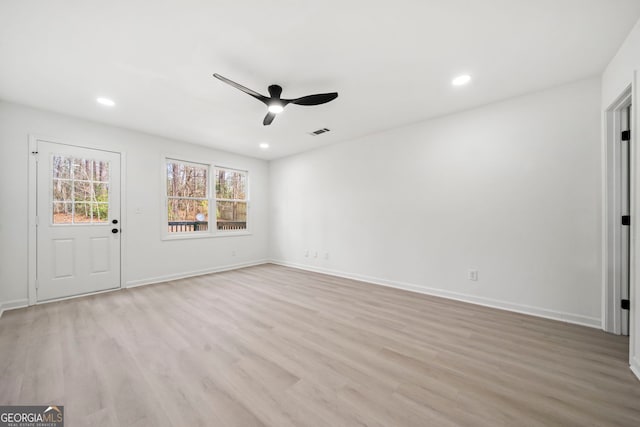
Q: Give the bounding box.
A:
[0,101,269,311]
[270,77,602,327]
[602,18,640,109]
[602,17,640,380]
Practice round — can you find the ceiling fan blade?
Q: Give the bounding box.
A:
[263,112,276,126]
[287,92,338,106]
[213,73,269,104]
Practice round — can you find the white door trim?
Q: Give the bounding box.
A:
[603,87,632,334]
[27,135,127,306]
[630,70,639,374]
[27,136,37,306]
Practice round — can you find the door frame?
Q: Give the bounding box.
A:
[27,135,127,305]
[603,86,632,335]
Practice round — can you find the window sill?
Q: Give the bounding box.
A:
[162,230,252,241]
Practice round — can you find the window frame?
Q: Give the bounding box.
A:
[161,156,250,240]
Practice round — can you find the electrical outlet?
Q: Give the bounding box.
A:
[314,251,318,258]
[468,270,478,281]
[324,252,329,260]
[304,250,309,257]
[232,250,236,257]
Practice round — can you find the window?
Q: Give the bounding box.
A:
[166,160,209,233]
[52,155,110,224]
[164,159,248,236]
[215,167,248,231]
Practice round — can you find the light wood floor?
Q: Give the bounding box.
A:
[1,264,639,426]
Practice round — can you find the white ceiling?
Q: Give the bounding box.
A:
[1,1,639,160]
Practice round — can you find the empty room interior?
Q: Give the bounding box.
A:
[3,1,640,425]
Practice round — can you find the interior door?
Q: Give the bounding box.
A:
[36,141,121,301]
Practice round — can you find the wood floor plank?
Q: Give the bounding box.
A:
[1,263,639,426]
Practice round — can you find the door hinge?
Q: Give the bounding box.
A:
[621,299,630,310]
[34,279,39,290]
[621,130,631,142]
[622,215,630,226]
[34,216,39,227]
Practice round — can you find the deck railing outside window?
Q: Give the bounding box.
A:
[168,221,246,232]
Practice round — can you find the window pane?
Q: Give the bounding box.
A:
[74,181,93,201]
[216,201,247,230]
[53,179,72,202]
[53,156,71,179]
[92,203,109,223]
[167,161,208,198]
[73,158,93,181]
[191,167,208,198]
[216,169,246,200]
[167,198,209,233]
[166,160,209,233]
[74,203,92,223]
[53,202,73,224]
[94,183,109,202]
[92,160,110,182]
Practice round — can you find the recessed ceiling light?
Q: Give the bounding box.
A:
[259,143,270,149]
[96,97,116,107]
[451,75,471,86]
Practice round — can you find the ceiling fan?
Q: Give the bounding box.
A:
[213,73,338,126]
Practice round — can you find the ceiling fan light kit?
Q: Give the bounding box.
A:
[267,102,284,114]
[213,73,338,126]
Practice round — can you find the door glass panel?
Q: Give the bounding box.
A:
[53,180,72,201]
[92,203,109,223]
[74,203,92,222]
[92,160,110,182]
[52,155,110,224]
[52,202,73,224]
[73,181,93,201]
[94,183,109,200]
[73,158,92,181]
[53,156,71,179]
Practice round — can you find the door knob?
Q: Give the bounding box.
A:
[112,228,119,234]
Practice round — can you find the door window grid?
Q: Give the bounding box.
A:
[52,155,110,224]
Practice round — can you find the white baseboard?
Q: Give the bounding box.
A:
[0,299,29,318]
[631,355,640,382]
[270,260,601,329]
[126,259,269,288]
[1,261,268,318]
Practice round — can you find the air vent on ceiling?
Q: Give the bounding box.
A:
[309,127,331,136]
